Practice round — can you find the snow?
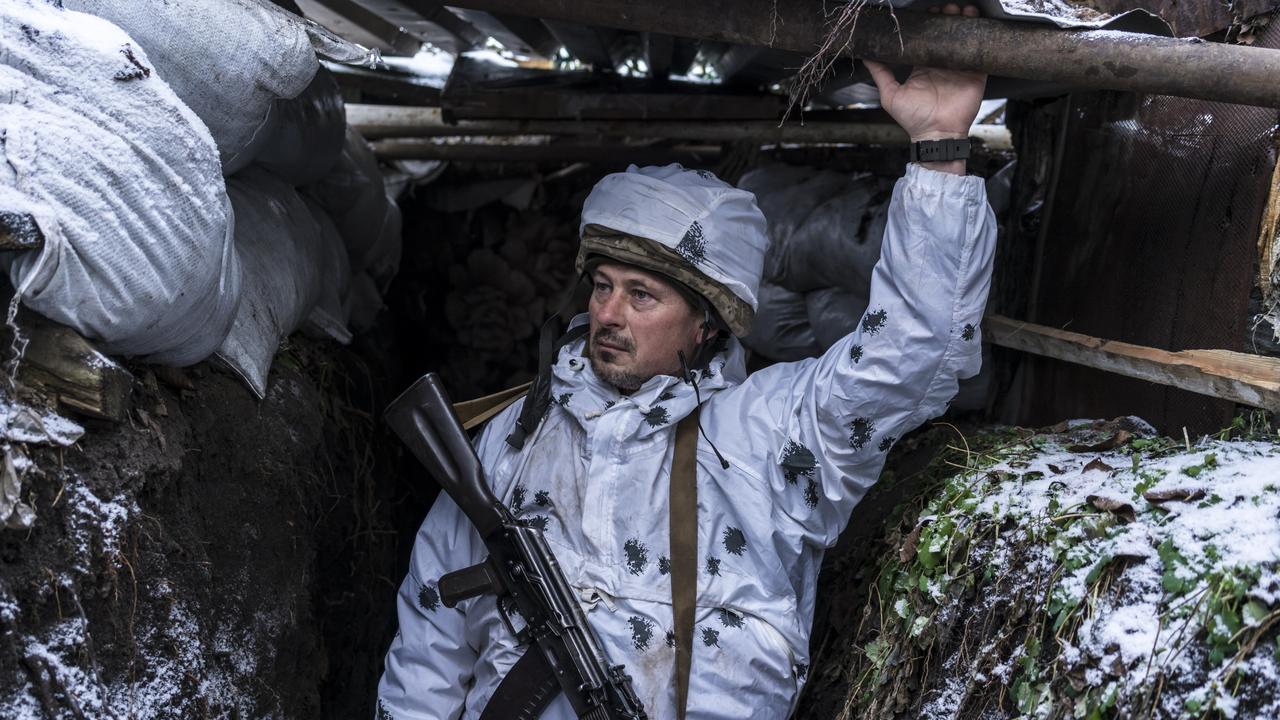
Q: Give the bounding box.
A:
[957,427,1280,712]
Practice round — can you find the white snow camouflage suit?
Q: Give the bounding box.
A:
[378,164,997,719]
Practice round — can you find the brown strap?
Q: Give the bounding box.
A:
[453,381,533,431]
[670,407,701,720]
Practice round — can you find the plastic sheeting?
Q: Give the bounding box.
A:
[63,0,320,174]
[0,1,240,366]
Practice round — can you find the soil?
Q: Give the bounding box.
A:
[0,335,408,719]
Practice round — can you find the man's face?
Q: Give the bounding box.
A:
[587,261,704,393]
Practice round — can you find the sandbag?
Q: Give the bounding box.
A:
[0,1,239,366]
[741,282,822,362]
[218,168,330,398]
[304,128,402,289]
[63,0,320,174]
[805,286,871,351]
[344,272,384,334]
[254,67,346,186]
[753,169,850,250]
[767,177,892,294]
[301,198,353,345]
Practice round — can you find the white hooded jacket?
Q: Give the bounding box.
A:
[378,164,997,719]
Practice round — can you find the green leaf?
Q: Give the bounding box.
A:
[1161,569,1185,595]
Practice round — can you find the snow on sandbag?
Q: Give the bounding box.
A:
[63,0,320,175]
[805,286,870,351]
[253,67,346,186]
[301,197,353,345]
[218,168,338,398]
[0,1,239,366]
[742,282,822,362]
[304,128,402,287]
[767,177,893,294]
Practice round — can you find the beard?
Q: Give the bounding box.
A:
[589,329,647,392]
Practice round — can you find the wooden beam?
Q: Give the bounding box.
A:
[542,19,613,68]
[16,315,134,422]
[400,1,487,48]
[645,33,674,81]
[307,0,422,55]
[328,63,442,105]
[984,315,1280,412]
[0,212,43,251]
[715,45,764,85]
[492,12,560,56]
[443,0,1280,109]
[345,103,1013,148]
[368,139,721,164]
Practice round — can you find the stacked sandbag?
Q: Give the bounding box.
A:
[737,165,890,360]
[62,0,321,174]
[305,128,405,332]
[218,168,350,398]
[0,0,239,366]
[254,67,346,186]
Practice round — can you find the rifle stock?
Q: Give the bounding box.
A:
[385,373,508,539]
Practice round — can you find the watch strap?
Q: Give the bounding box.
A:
[909,138,971,163]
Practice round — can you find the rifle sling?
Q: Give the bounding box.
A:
[478,645,561,720]
[670,405,700,720]
[473,406,702,719]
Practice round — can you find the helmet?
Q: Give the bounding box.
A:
[575,164,768,337]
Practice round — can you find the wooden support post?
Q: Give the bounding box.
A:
[1257,140,1280,300]
[346,103,1013,148]
[443,0,1280,108]
[16,315,133,422]
[0,212,43,251]
[645,33,674,81]
[983,315,1280,412]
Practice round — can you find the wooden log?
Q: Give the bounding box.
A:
[983,314,1280,412]
[346,103,1013,148]
[367,139,721,164]
[442,0,1280,109]
[0,212,43,251]
[327,63,442,106]
[16,315,133,422]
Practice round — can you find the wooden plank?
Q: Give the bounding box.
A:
[345,102,1013,148]
[442,0,1280,109]
[17,315,134,422]
[368,139,721,164]
[492,12,561,56]
[400,1,487,48]
[984,315,1280,412]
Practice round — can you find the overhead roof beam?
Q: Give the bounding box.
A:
[542,20,614,69]
[401,1,487,48]
[441,0,1280,108]
[644,33,674,81]
[304,0,423,55]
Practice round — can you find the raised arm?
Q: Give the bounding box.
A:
[735,4,995,545]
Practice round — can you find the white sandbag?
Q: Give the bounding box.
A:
[254,67,346,186]
[217,168,328,398]
[805,286,871,351]
[766,177,892,293]
[63,0,320,174]
[741,282,822,362]
[301,198,353,345]
[0,1,239,366]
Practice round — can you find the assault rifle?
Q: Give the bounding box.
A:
[385,373,648,720]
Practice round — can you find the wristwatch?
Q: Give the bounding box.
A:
[909,138,971,163]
